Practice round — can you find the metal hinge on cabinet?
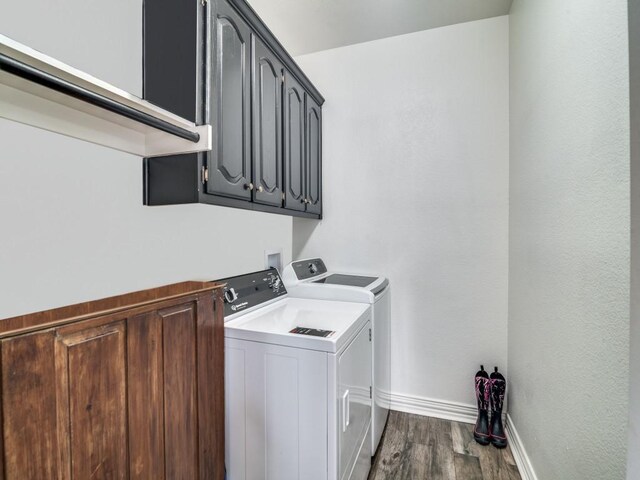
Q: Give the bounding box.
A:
[282,192,285,201]
[201,166,209,184]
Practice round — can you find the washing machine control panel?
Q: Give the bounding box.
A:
[216,269,287,317]
[291,258,327,280]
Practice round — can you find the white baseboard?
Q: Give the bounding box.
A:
[505,414,538,480]
[382,391,477,424]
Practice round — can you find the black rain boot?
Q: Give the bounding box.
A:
[489,367,507,449]
[473,365,490,445]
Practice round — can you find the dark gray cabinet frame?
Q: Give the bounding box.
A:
[143,0,324,219]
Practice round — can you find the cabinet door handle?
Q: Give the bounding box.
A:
[244,182,254,191]
[256,185,264,193]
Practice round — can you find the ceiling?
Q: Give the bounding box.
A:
[247,0,513,57]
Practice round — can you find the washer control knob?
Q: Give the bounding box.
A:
[309,263,318,274]
[224,287,238,304]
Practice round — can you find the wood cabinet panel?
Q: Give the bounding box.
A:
[161,303,199,479]
[253,36,284,207]
[57,321,128,480]
[1,331,60,479]
[306,95,322,215]
[284,71,306,211]
[197,290,225,479]
[128,311,165,479]
[208,0,253,200]
[0,282,224,480]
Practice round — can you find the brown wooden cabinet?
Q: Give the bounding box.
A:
[0,281,224,480]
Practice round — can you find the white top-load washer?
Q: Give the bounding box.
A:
[282,259,390,455]
[219,269,372,480]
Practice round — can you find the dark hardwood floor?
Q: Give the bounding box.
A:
[369,411,521,480]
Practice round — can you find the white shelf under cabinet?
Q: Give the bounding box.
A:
[0,34,211,157]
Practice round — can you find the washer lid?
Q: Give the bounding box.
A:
[314,273,378,288]
[224,297,370,353]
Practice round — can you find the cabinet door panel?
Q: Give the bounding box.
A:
[284,72,306,211]
[128,311,165,480]
[161,304,199,479]
[209,1,252,199]
[253,37,283,207]
[197,291,226,479]
[1,331,61,479]
[306,95,322,215]
[0,290,224,480]
[56,321,128,480]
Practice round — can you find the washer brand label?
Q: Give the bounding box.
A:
[231,302,248,312]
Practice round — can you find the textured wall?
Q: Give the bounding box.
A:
[629,0,640,478]
[293,16,509,407]
[0,0,292,318]
[509,0,630,478]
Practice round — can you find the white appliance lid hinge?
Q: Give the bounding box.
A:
[370,386,372,399]
[369,328,371,342]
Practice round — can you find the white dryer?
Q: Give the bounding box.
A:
[219,269,372,480]
[282,259,390,455]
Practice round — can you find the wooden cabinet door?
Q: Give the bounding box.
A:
[208,0,253,200]
[283,70,306,211]
[56,321,129,480]
[1,320,129,480]
[1,330,65,479]
[127,294,224,480]
[0,291,224,480]
[252,37,284,207]
[305,94,322,215]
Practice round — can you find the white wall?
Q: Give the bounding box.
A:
[293,16,509,408]
[509,1,630,479]
[0,0,292,319]
[629,0,640,478]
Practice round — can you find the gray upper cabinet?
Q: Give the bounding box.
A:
[252,37,284,207]
[284,71,306,212]
[305,95,322,215]
[208,1,253,200]
[143,0,324,218]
